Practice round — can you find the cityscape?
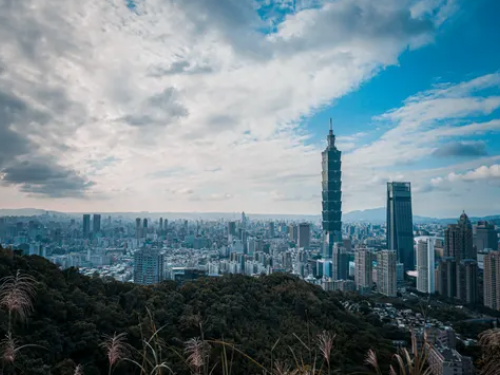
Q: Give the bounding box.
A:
[1,0,500,373]
[1,124,499,374]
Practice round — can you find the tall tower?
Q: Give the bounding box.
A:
[386,182,414,271]
[445,212,474,261]
[82,214,91,239]
[92,214,101,234]
[322,118,342,257]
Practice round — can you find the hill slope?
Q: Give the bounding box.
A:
[0,248,393,375]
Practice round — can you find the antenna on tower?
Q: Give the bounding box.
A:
[329,118,333,131]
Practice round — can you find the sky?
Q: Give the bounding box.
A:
[0,0,499,218]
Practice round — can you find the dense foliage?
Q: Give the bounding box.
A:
[0,247,394,374]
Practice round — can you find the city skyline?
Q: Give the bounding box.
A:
[1,0,500,217]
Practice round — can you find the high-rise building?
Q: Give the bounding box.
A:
[82,214,91,239]
[333,243,349,280]
[288,224,298,243]
[437,257,457,299]
[143,218,148,228]
[355,247,373,294]
[377,250,397,297]
[457,259,478,304]
[475,221,498,252]
[135,218,141,240]
[484,251,500,310]
[134,248,164,285]
[228,221,236,239]
[268,222,275,238]
[159,218,163,232]
[416,239,435,294]
[92,214,101,234]
[386,182,414,271]
[445,212,474,261]
[322,119,343,254]
[298,223,311,248]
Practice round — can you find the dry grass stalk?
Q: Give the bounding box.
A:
[479,329,500,375]
[316,331,335,367]
[100,332,128,372]
[1,334,17,364]
[73,364,84,375]
[185,337,208,374]
[0,270,37,322]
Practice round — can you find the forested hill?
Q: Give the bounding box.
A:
[0,247,393,375]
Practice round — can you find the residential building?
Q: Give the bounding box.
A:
[386,182,414,271]
[377,250,397,297]
[355,247,372,294]
[417,239,435,294]
[484,251,500,310]
[427,347,474,375]
[133,248,164,285]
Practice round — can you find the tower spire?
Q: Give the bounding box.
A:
[327,118,335,147]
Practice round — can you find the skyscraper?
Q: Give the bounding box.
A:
[134,248,164,285]
[297,223,311,248]
[416,239,435,294]
[228,221,236,239]
[322,119,343,255]
[355,247,373,294]
[288,224,298,243]
[386,182,414,271]
[332,243,349,280]
[268,222,275,238]
[444,212,474,261]
[82,214,91,239]
[159,218,163,232]
[377,250,397,297]
[437,257,457,299]
[457,259,478,304]
[92,214,101,234]
[475,221,498,252]
[135,218,141,240]
[484,251,500,310]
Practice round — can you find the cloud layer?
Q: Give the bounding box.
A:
[2,0,497,216]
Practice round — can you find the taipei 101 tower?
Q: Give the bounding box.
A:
[322,119,342,258]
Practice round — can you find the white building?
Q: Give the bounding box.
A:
[417,239,436,294]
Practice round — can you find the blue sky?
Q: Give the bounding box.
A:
[311,0,500,143]
[1,0,500,217]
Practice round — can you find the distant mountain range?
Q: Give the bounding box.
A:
[343,207,500,224]
[1,207,500,224]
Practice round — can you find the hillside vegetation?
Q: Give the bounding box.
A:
[0,247,395,374]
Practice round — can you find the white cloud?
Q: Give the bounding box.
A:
[339,72,500,216]
[0,0,467,214]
